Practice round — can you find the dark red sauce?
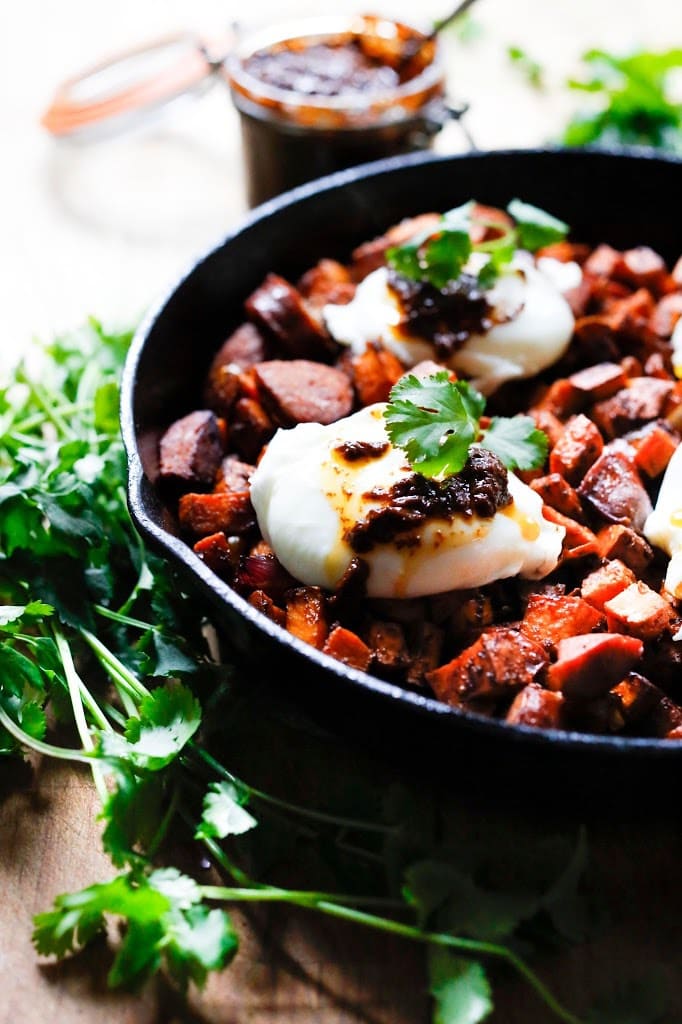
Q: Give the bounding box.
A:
[243,40,403,97]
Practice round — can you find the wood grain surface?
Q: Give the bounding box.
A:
[2,717,681,1024]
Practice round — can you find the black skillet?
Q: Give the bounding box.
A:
[121,147,682,798]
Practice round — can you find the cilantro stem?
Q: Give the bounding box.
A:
[80,629,150,701]
[200,885,404,910]
[200,886,583,1024]
[0,703,92,764]
[11,402,90,434]
[193,746,395,836]
[94,605,156,631]
[19,378,76,439]
[53,626,107,802]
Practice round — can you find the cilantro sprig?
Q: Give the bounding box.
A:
[0,321,623,1023]
[563,48,682,151]
[386,199,569,291]
[384,372,548,479]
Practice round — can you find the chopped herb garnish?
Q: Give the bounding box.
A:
[384,372,548,478]
[386,200,569,292]
[563,48,682,151]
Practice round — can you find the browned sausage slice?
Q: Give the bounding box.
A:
[255,359,353,426]
[547,633,643,699]
[159,410,223,487]
[577,446,652,530]
[245,273,338,361]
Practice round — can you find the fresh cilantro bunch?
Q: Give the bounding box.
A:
[563,48,682,151]
[384,372,548,479]
[0,320,649,1024]
[386,199,568,291]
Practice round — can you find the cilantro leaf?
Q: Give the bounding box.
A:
[33,869,237,991]
[506,199,569,251]
[98,684,201,773]
[32,874,167,959]
[384,374,481,478]
[480,416,549,471]
[164,904,239,990]
[404,859,538,940]
[384,375,548,479]
[196,781,257,841]
[100,768,166,866]
[429,949,493,1024]
[563,48,682,152]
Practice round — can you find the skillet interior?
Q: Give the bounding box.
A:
[122,147,682,789]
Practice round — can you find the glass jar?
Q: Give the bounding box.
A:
[225,14,450,207]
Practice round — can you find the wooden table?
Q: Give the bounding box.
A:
[2,0,682,1018]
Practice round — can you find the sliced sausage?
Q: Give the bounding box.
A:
[159,410,223,488]
[578,446,652,531]
[245,273,338,361]
[591,377,674,438]
[547,633,644,699]
[254,359,353,426]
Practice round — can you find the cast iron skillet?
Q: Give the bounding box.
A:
[121,147,682,787]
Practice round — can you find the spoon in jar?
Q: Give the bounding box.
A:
[398,0,482,75]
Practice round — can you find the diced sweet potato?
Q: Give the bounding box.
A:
[350,214,440,280]
[530,473,584,520]
[351,344,406,406]
[645,694,682,737]
[549,414,604,484]
[633,423,679,477]
[367,621,408,676]
[323,625,372,671]
[506,684,564,729]
[285,587,328,649]
[595,524,654,574]
[254,359,353,426]
[650,293,682,338]
[580,560,636,611]
[179,491,255,536]
[591,378,674,439]
[536,241,590,264]
[529,408,564,447]
[611,673,660,724]
[215,455,255,494]
[540,507,599,560]
[230,397,275,462]
[248,589,286,628]
[547,633,644,699]
[616,247,668,293]
[193,532,242,578]
[159,410,223,487]
[566,362,626,404]
[603,581,675,640]
[584,244,620,278]
[577,447,652,531]
[534,379,580,419]
[521,592,605,647]
[406,622,444,687]
[297,259,355,308]
[427,628,548,705]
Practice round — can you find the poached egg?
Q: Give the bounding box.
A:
[250,404,565,599]
[323,253,579,395]
[644,443,682,601]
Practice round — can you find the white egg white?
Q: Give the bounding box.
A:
[644,443,682,600]
[322,254,578,395]
[250,404,565,600]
